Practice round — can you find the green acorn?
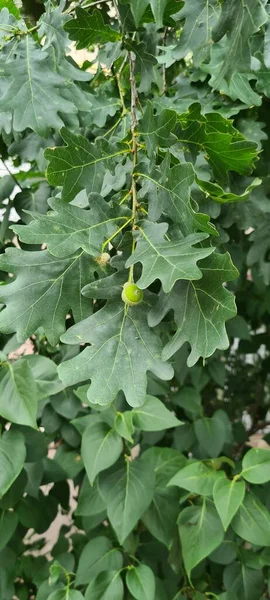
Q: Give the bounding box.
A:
[121,282,144,306]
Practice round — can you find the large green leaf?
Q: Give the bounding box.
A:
[37,1,71,62]
[13,184,51,226]
[0,355,61,427]
[126,222,214,292]
[213,477,246,531]
[82,90,121,128]
[59,301,174,407]
[125,40,157,94]
[132,394,182,431]
[196,177,261,205]
[36,583,64,600]
[99,458,155,543]
[141,447,186,546]
[194,414,227,457]
[0,430,26,498]
[75,536,123,586]
[247,217,270,285]
[76,475,106,516]
[142,485,180,547]
[168,461,223,496]
[0,37,89,135]
[175,104,258,183]
[64,7,121,49]
[255,60,270,101]
[114,411,134,442]
[208,0,268,101]
[0,8,20,48]
[178,499,224,581]
[0,175,15,203]
[126,565,156,600]
[135,160,216,235]
[223,562,264,600]
[208,539,237,567]
[0,1,20,18]
[0,248,93,345]
[85,570,124,600]
[126,0,149,27]
[81,421,123,484]
[138,103,177,158]
[13,195,130,258]
[141,447,187,486]
[24,355,63,400]
[149,253,238,366]
[54,447,84,479]
[0,469,27,509]
[8,132,53,164]
[241,448,270,484]
[44,129,129,203]
[129,0,172,28]
[172,0,220,65]
[172,386,202,417]
[232,492,270,546]
[0,360,38,428]
[0,510,18,551]
[82,266,127,300]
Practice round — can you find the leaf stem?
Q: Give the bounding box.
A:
[128,554,141,565]
[101,217,133,252]
[15,25,39,37]
[103,115,123,138]
[115,55,128,115]
[119,189,132,205]
[25,25,39,34]
[0,25,18,33]
[139,206,148,215]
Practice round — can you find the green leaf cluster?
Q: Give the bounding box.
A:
[0,1,269,599]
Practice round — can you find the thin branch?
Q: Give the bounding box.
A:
[128,49,138,283]
[0,158,23,191]
[108,1,139,284]
[129,51,138,161]
[161,27,167,95]
[20,25,39,36]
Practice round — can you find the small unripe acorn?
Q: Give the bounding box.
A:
[121,282,144,306]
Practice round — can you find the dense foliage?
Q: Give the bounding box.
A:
[1,0,270,598]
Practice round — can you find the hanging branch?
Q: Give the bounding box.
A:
[128,49,138,283]
[161,26,168,95]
